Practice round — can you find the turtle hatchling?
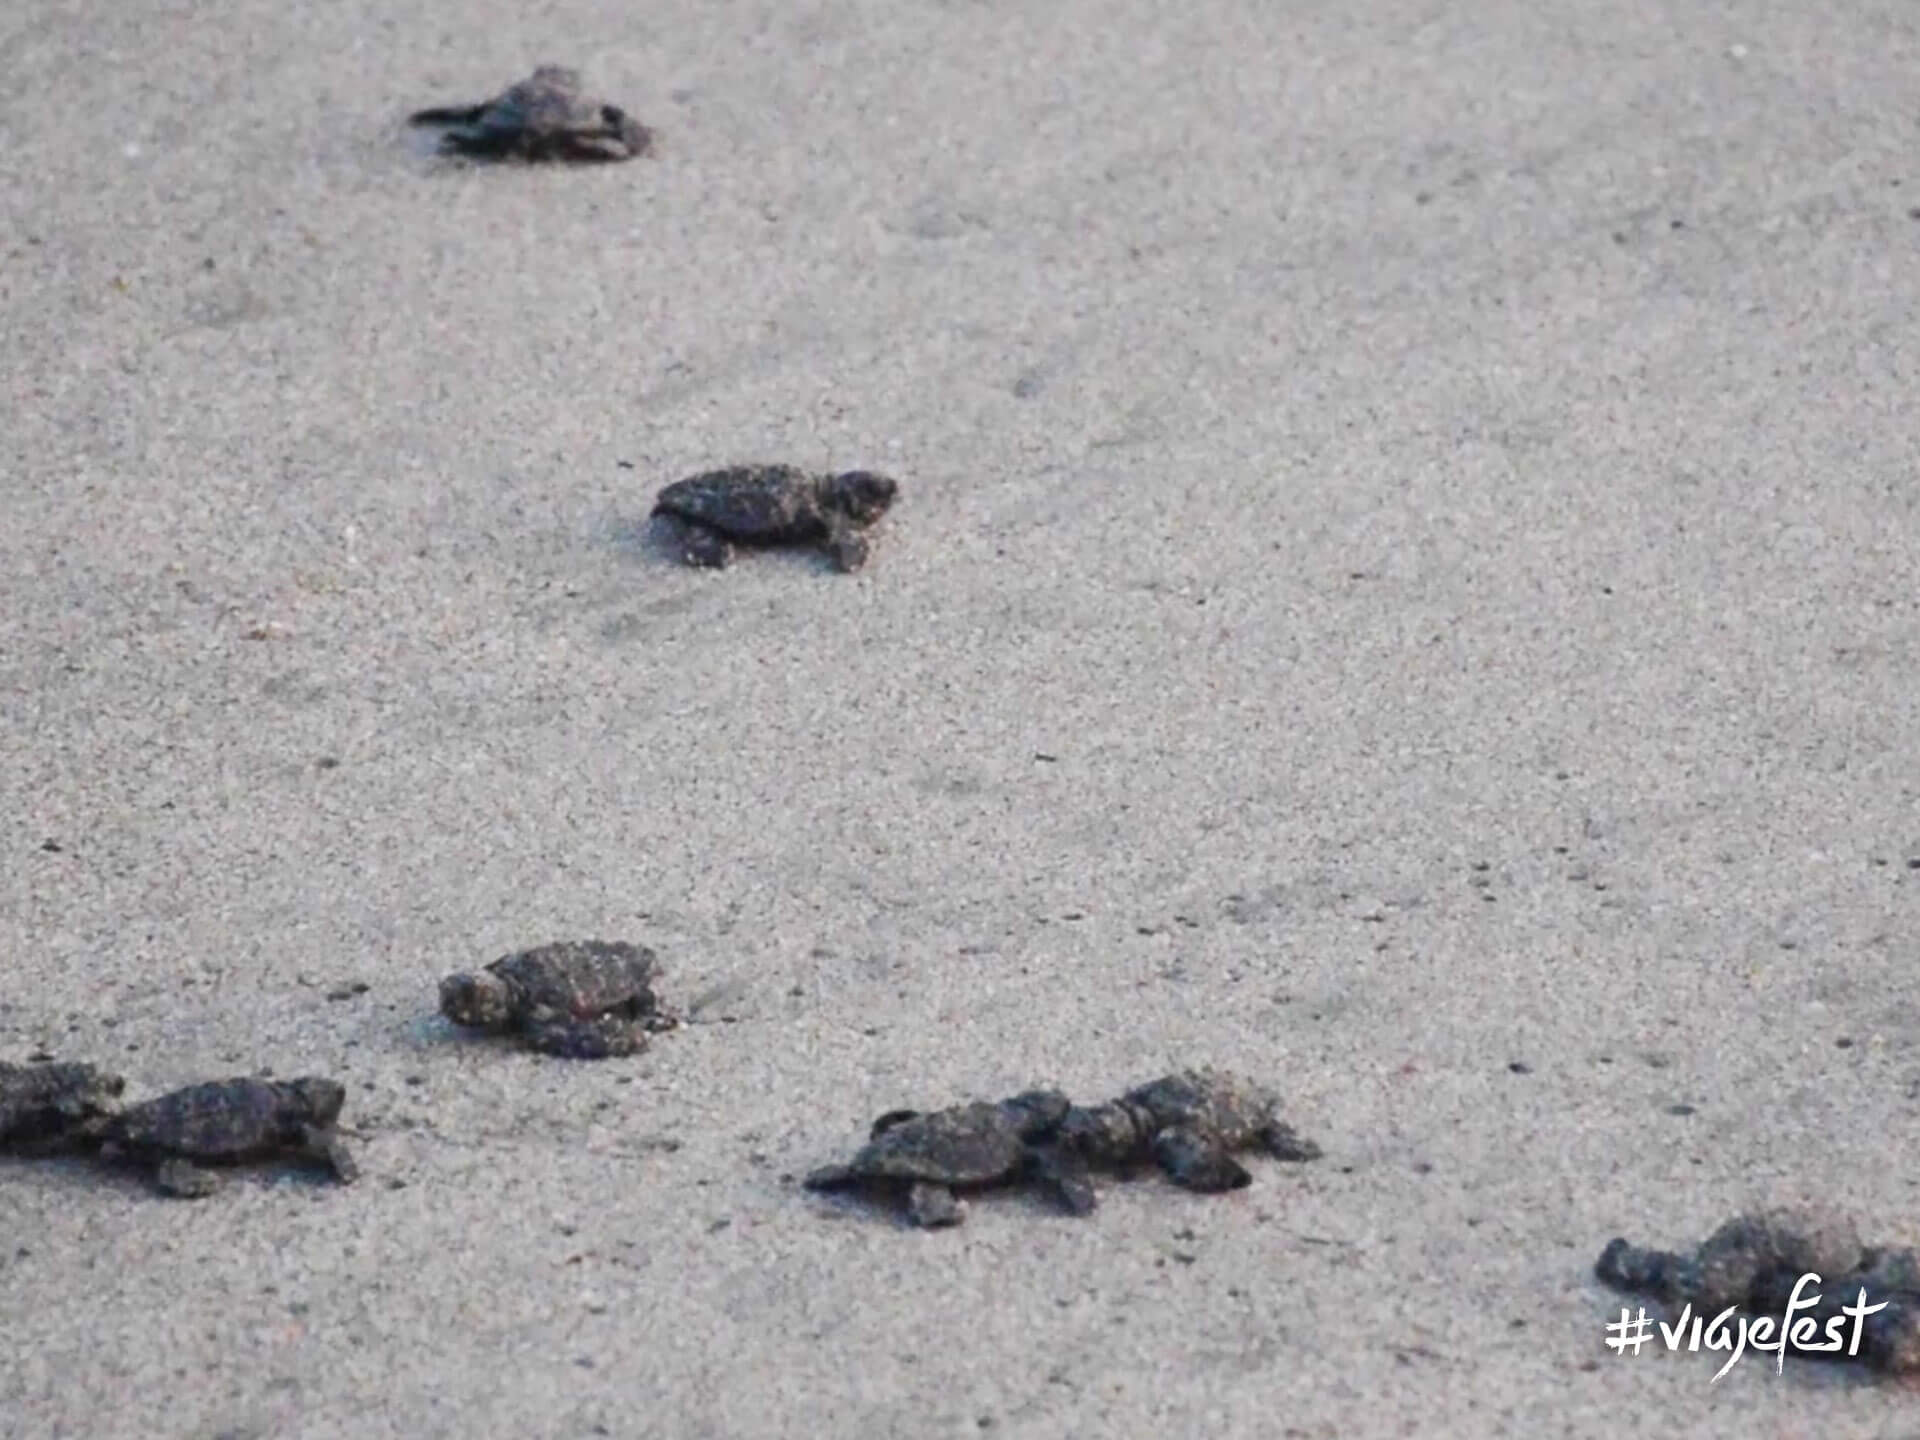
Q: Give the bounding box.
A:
[409,65,652,162]
[439,939,676,1059]
[99,1076,357,1198]
[1596,1207,1920,1375]
[1055,1068,1323,1198]
[804,1090,1082,1227]
[0,1059,125,1151]
[652,464,899,572]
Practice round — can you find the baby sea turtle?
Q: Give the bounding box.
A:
[99,1076,357,1198]
[1596,1207,1920,1374]
[409,65,652,162]
[804,1090,1082,1227]
[0,1059,124,1150]
[439,939,675,1059]
[1055,1068,1323,1196]
[652,464,899,573]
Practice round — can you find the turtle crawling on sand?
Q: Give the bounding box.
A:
[409,65,652,162]
[98,1076,357,1198]
[1054,1068,1323,1196]
[0,1059,125,1151]
[439,939,676,1059]
[805,1090,1083,1227]
[652,464,899,573]
[1596,1207,1920,1374]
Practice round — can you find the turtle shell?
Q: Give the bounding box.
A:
[1123,1069,1280,1146]
[108,1078,344,1161]
[490,940,659,1019]
[833,1092,1069,1186]
[652,466,825,542]
[470,67,596,145]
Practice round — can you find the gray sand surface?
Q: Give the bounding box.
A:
[4,1,1918,1434]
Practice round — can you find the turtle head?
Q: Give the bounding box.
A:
[285,1077,347,1125]
[824,470,898,524]
[439,971,514,1028]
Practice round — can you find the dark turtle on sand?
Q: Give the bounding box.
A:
[0,1059,124,1150]
[1055,1068,1322,1197]
[652,464,899,573]
[99,1076,356,1198]
[439,939,675,1059]
[409,65,652,162]
[1596,1206,1920,1375]
[804,1090,1079,1227]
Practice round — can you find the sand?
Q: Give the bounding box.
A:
[3,1,1919,1434]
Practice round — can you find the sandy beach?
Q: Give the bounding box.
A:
[4,1,1919,1434]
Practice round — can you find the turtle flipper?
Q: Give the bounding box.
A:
[1030,1145,1098,1217]
[1595,1238,1696,1298]
[1151,1125,1252,1193]
[607,108,654,157]
[906,1182,964,1228]
[408,102,489,126]
[1260,1121,1322,1163]
[657,514,734,569]
[803,1164,857,1192]
[154,1156,220,1199]
[524,1015,646,1060]
[550,122,646,163]
[870,1109,921,1138]
[303,1125,360,1184]
[824,518,871,574]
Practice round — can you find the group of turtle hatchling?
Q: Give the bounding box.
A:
[1,1061,355,1198]
[3,76,907,1198]
[0,941,672,1197]
[409,69,902,574]
[3,946,1329,1225]
[804,1069,1323,1229]
[12,64,1905,1388]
